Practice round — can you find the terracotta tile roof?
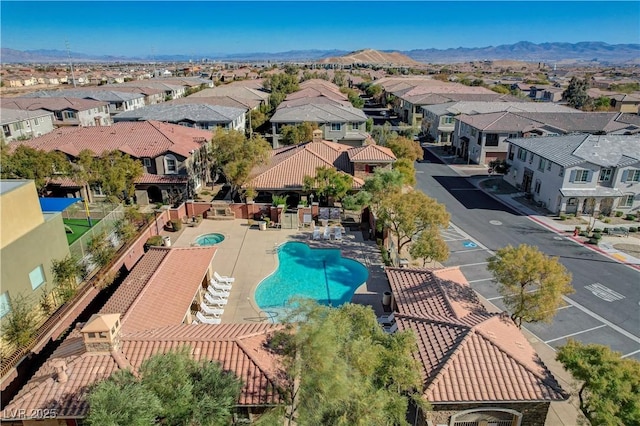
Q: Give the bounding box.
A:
[12,120,210,159]
[121,324,285,405]
[385,267,567,403]
[347,144,396,162]
[101,246,217,334]
[246,140,363,190]
[1,96,108,112]
[135,173,189,184]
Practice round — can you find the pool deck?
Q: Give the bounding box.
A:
[172,219,389,323]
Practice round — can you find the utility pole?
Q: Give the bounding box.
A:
[65,40,77,88]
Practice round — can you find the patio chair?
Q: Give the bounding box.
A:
[207,286,230,298]
[214,271,235,284]
[322,226,331,240]
[377,312,395,325]
[210,279,232,291]
[334,227,343,241]
[312,227,321,240]
[383,322,398,334]
[205,292,229,306]
[200,303,224,317]
[196,311,221,325]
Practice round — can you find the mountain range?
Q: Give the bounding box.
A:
[1,42,638,64]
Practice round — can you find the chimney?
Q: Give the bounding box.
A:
[312,129,323,143]
[52,359,68,384]
[81,313,122,352]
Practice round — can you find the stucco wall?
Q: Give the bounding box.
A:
[0,181,45,249]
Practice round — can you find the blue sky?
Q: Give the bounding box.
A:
[1,1,639,57]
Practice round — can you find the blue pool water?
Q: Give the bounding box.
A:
[255,242,368,319]
[195,233,225,246]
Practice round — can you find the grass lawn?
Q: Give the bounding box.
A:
[63,218,101,245]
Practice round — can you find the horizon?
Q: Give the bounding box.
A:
[1,1,639,57]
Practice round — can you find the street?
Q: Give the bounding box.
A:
[416,148,640,360]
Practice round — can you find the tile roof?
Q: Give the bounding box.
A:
[135,173,189,184]
[12,120,210,159]
[270,103,367,123]
[170,95,260,110]
[23,89,144,102]
[0,108,53,125]
[1,96,108,112]
[246,141,366,190]
[189,85,269,101]
[347,144,396,162]
[113,103,246,123]
[385,267,567,404]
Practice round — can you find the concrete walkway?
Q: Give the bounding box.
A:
[171,220,390,323]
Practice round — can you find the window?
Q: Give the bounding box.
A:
[29,265,46,290]
[0,292,10,318]
[471,128,477,137]
[517,148,527,161]
[559,167,564,177]
[165,154,177,174]
[623,169,640,182]
[574,169,590,182]
[14,121,24,131]
[350,122,360,131]
[485,134,499,147]
[442,116,455,125]
[33,117,39,125]
[599,168,612,182]
[620,194,635,207]
[330,123,342,131]
[143,158,152,168]
[2,125,10,137]
[534,179,541,194]
[62,111,77,120]
[567,197,577,206]
[528,152,534,164]
[88,332,96,338]
[365,164,378,173]
[547,160,552,171]
[538,158,547,171]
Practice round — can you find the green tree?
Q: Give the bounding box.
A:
[302,166,353,205]
[364,83,383,100]
[487,244,574,328]
[250,106,269,132]
[280,122,317,145]
[393,158,416,186]
[1,293,38,347]
[87,230,116,268]
[377,190,450,253]
[563,77,591,110]
[332,70,347,87]
[491,84,511,94]
[86,370,161,426]
[270,302,426,425]
[593,96,611,111]
[51,255,87,302]
[96,150,144,202]
[557,340,640,426]
[386,135,423,162]
[1,145,70,194]
[409,228,449,267]
[210,129,271,199]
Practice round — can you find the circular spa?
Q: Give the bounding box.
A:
[194,233,225,246]
[255,241,369,321]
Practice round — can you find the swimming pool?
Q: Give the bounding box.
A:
[255,242,368,319]
[194,233,225,246]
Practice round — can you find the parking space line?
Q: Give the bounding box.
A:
[622,349,640,358]
[562,296,640,344]
[467,278,494,283]
[487,288,537,301]
[544,324,607,343]
[450,248,487,254]
[458,261,489,268]
[555,305,573,311]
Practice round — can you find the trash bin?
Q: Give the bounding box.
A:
[382,291,392,307]
[258,221,267,231]
[162,236,171,247]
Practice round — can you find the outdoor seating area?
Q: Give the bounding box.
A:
[192,271,236,324]
[312,224,346,241]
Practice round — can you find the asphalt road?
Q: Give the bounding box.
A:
[416,149,640,360]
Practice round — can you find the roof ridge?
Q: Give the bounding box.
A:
[423,330,474,394]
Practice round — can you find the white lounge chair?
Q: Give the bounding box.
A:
[322,227,331,240]
[205,293,228,306]
[334,227,343,241]
[383,322,398,334]
[210,279,232,291]
[196,311,221,324]
[312,227,321,240]
[377,312,395,325]
[207,287,230,298]
[201,303,224,316]
[214,271,235,284]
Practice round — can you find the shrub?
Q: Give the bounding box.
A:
[559,214,567,221]
[592,232,602,240]
[588,237,600,245]
[579,231,588,237]
[271,194,288,207]
[2,294,38,347]
[598,214,605,220]
[170,219,182,231]
[603,218,611,224]
[629,227,638,233]
[625,214,637,221]
[615,211,624,217]
[144,236,164,251]
[574,226,582,232]
[603,228,610,234]
[593,228,602,234]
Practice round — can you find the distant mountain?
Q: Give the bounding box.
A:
[319,49,421,66]
[1,42,638,64]
[404,41,640,64]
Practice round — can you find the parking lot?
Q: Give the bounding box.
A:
[440,222,640,361]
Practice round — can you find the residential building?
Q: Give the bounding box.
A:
[113,103,247,132]
[454,111,640,165]
[1,246,285,425]
[92,85,165,105]
[0,108,55,141]
[421,101,577,145]
[385,267,567,426]
[13,121,212,205]
[188,83,270,107]
[0,180,71,321]
[23,90,146,116]
[1,97,112,127]
[245,133,395,203]
[504,134,640,215]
